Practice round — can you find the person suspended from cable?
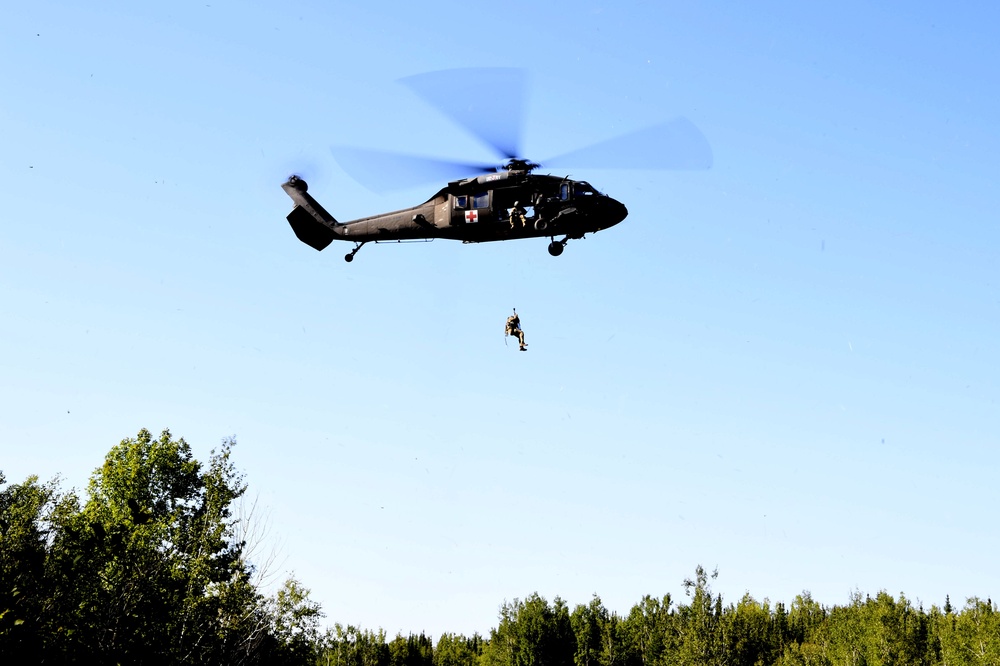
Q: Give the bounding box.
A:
[505,308,527,351]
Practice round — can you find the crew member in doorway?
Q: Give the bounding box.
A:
[509,202,527,229]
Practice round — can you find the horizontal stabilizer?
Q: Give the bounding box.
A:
[287,206,336,251]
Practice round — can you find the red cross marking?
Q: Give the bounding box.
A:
[465,210,478,223]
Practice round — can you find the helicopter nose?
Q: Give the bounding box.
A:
[606,198,628,226]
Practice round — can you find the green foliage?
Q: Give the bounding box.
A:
[322,623,391,666]
[434,632,484,666]
[721,593,781,666]
[7,432,1000,666]
[622,594,676,666]
[300,573,1000,666]
[570,595,628,666]
[675,565,725,665]
[937,598,1000,666]
[482,593,575,666]
[0,472,75,656]
[0,428,314,665]
[270,576,324,665]
[441,569,998,666]
[388,631,435,666]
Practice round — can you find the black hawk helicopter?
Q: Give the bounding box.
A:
[282,68,712,262]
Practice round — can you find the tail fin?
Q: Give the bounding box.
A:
[281,176,339,251]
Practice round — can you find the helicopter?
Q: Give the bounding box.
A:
[281,69,712,262]
[282,163,627,261]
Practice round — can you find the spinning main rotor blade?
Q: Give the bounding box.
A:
[399,68,528,160]
[543,117,713,171]
[331,146,496,193]
[332,69,712,191]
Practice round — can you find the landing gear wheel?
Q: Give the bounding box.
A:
[547,241,564,257]
[345,241,367,262]
[534,218,548,232]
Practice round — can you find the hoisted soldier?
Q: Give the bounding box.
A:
[505,309,527,351]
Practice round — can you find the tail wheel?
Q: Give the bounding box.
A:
[345,241,366,262]
[547,241,564,257]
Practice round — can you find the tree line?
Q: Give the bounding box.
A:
[317,573,998,666]
[3,430,998,665]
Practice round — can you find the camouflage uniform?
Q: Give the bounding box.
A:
[509,202,527,229]
[506,313,527,350]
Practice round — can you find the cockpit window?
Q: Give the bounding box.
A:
[574,182,597,196]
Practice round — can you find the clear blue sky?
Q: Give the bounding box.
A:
[3,0,998,638]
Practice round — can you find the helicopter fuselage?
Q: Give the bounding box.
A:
[282,170,628,261]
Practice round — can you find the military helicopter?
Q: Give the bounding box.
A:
[281,69,711,262]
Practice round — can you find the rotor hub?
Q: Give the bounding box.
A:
[504,158,539,174]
